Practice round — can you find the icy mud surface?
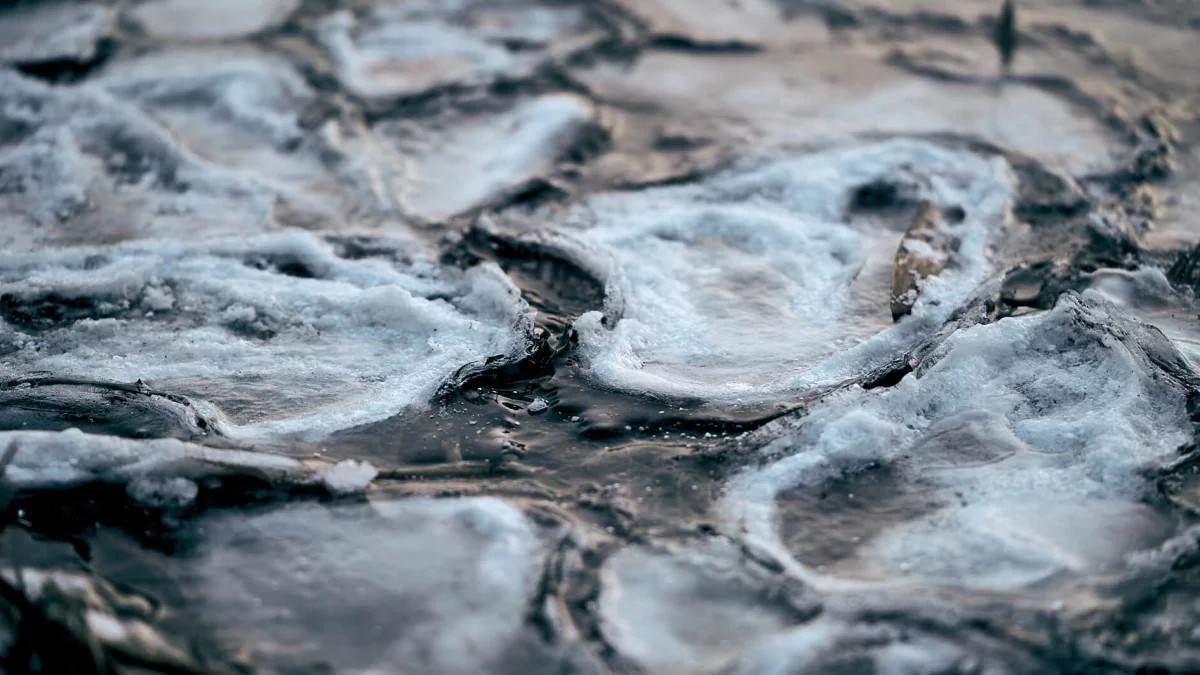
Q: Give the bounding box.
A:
[2,0,1200,674]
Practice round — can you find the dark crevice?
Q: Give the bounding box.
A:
[12,39,116,85]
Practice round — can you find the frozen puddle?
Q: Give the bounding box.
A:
[180,498,556,674]
[0,231,532,440]
[723,294,1191,593]
[317,0,599,102]
[533,139,1013,402]
[379,94,599,222]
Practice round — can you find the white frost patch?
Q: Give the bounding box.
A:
[191,497,549,675]
[599,541,802,674]
[129,0,299,40]
[320,459,377,495]
[722,294,1190,592]
[317,1,596,101]
[381,94,596,222]
[560,139,1012,402]
[0,231,533,439]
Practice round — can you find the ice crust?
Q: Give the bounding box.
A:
[0,3,114,66]
[599,541,805,674]
[723,294,1192,591]
[563,139,1013,402]
[0,70,278,251]
[93,47,411,230]
[129,0,300,40]
[0,231,533,439]
[317,1,595,101]
[189,497,549,674]
[379,94,597,221]
[0,428,311,493]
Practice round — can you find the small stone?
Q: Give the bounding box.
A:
[527,398,550,415]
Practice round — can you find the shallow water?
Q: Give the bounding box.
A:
[1,0,1199,673]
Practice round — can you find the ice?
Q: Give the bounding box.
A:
[187,497,554,674]
[94,47,407,230]
[550,139,1013,402]
[598,541,810,674]
[728,616,1010,675]
[320,459,378,495]
[379,94,598,222]
[316,1,597,102]
[126,476,200,509]
[0,70,277,251]
[0,428,312,494]
[0,2,114,67]
[722,293,1192,592]
[0,231,534,440]
[611,0,825,47]
[1087,266,1200,368]
[129,0,299,40]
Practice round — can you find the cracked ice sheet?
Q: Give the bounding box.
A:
[562,139,1012,402]
[317,0,599,102]
[378,94,597,222]
[182,498,553,675]
[0,231,532,441]
[722,294,1191,593]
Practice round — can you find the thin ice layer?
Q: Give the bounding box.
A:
[379,95,597,222]
[0,428,310,493]
[0,231,532,440]
[598,540,811,674]
[566,139,1012,402]
[129,0,299,40]
[317,1,597,101]
[0,70,277,252]
[1087,266,1200,367]
[0,2,113,66]
[723,294,1191,592]
[187,498,551,675]
[94,47,405,230]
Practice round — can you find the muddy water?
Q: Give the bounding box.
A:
[1,0,1200,673]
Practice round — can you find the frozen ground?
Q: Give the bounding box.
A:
[1,0,1199,674]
